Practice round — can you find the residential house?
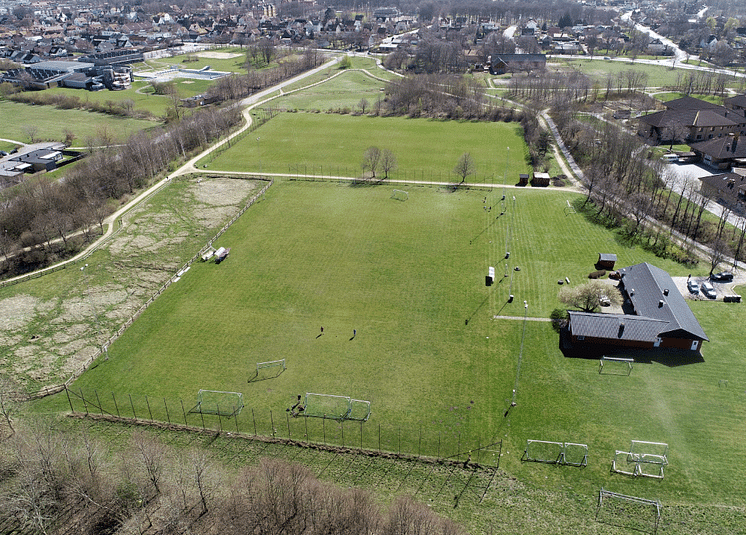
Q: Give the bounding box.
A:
[699,170,746,214]
[690,134,746,169]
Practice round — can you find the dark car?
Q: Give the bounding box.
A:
[710,272,734,282]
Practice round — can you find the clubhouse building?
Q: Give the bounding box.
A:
[566,263,708,353]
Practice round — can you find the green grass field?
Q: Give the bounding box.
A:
[0,100,157,144]
[56,181,746,524]
[203,113,531,181]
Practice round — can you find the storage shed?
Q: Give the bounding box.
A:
[597,253,617,270]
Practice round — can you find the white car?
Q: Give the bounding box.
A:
[701,282,716,299]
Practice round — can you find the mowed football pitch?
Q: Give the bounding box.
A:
[68,179,746,513]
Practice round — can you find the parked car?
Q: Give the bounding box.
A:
[687,280,700,295]
[710,271,734,282]
[701,281,716,299]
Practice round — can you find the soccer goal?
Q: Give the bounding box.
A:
[391,189,408,201]
[612,441,668,479]
[251,359,286,381]
[523,440,588,467]
[596,488,661,534]
[599,356,633,376]
[303,392,371,422]
[191,390,244,417]
[564,199,577,215]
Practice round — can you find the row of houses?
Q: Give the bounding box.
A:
[0,142,81,187]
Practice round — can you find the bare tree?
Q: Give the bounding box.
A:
[358,98,369,114]
[559,279,623,313]
[362,146,381,178]
[23,124,39,144]
[380,149,397,179]
[453,152,476,183]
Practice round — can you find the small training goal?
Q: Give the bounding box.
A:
[190,390,244,417]
[612,440,668,479]
[596,488,661,534]
[303,392,371,422]
[599,356,634,376]
[522,440,588,467]
[564,199,577,215]
[251,359,286,381]
[391,189,408,201]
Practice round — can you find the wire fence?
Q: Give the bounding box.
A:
[65,386,502,473]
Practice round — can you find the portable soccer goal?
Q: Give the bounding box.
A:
[251,359,286,381]
[302,392,371,422]
[596,488,661,534]
[599,356,634,376]
[391,189,408,201]
[612,441,668,479]
[523,440,588,467]
[191,390,244,417]
[564,199,577,215]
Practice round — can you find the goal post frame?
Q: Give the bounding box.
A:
[599,356,634,375]
[391,189,408,201]
[302,392,371,422]
[596,488,661,534]
[523,439,588,467]
[193,389,244,417]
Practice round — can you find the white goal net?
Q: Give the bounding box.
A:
[391,189,408,201]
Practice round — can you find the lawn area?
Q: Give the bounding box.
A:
[42,181,746,521]
[274,69,387,111]
[203,114,531,182]
[555,58,701,88]
[0,99,157,144]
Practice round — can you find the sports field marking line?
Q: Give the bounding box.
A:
[493,315,551,321]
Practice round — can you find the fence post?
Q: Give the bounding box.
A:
[286,412,291,440]
[65,385,74,414]
[305,417,309,443]
[323,418,326,444]
[80,389,89,415]
[146,395,153,420]
[270,410,274,437]
[252,409,257,436]
[164,398,170,424]
[95,390,103,416]
[129,394,136,420]
[200,409,205,430]
[217,405,222,433]
[234,407,239,434]
[112,392,120,417]
[181,399,188,426]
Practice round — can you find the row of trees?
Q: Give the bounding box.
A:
[208,47,323,103]
[0,419,463,535]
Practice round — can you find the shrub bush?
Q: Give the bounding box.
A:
[588,270,606,279]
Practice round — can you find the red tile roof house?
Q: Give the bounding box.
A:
[564,263,708,358]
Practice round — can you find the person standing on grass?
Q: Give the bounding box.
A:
[353,329,356,338]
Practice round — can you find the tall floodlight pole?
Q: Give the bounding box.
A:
[256,137,261,173]
[511,300,528,406]
[502,146,509,204]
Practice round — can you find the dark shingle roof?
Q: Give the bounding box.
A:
[618,263,708,341]
[568,311,668,343]
[724,94,746,109]
[690,136,746,160]
[665,96,720,111]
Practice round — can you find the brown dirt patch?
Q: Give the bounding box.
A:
[0,295,39,331]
